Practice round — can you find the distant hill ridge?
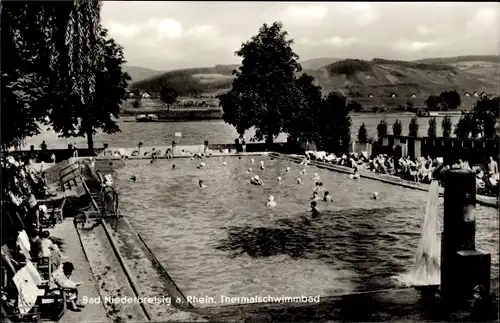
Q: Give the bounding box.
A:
[129,55,499,99]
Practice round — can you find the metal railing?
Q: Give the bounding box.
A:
[100,186,119,218]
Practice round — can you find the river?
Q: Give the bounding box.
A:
[23,113,461,149]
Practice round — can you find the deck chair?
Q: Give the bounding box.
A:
[1,296,41,323]
[1,247,66,322]
[37,197,66,227]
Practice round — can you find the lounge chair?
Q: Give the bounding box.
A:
[1,246,66,321]
[37,197,66,228]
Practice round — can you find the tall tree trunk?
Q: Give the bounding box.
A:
[86,129,94,152]
[265,133,273,150]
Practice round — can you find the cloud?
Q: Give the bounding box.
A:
[464,6,500,39]
[101,2,500,70]
[276,4,328,26]
[341,3,378,26]
[324,37,360,47]
[416,25,433,35]
[391,40,436,53]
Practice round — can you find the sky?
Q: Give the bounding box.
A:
[101,1,500,71]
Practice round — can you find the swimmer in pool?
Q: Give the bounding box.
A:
[317,182,325,192]
[324,191,332,202]
[266,195,276,208]
[372,192,379,200]
[312,191,321,201]
[300,169,306,176]
[349,168,360,179]
[260,165,265,170]
[197,161,206,169]
[172,164,176,169]
[286,167,291,172]
[199,180,206,188]
[250,175,263,185]
[313,181,320,191]
[130,175,137,182]
[247,168,253,173]
[251,158,255,164]
[277,176,282,182]
[150,159,154,164]
[223,161,227,166]
[310,201,320,218]
[313,173,320,181]
[297,178,302,184]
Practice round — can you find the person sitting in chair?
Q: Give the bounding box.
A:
[52,262,85,312]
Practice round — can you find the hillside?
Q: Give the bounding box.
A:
[123,65,165,83]
[300,57,342,70]
[129,56,499,107]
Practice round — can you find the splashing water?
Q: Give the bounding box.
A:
[396,180,441,286]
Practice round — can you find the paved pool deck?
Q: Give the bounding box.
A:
[49,219,110,323]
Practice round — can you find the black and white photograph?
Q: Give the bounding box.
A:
[1,1,499,322]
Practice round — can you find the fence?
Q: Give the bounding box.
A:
[379,135,498,164]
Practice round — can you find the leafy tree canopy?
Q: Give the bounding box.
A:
[220,21,301,144]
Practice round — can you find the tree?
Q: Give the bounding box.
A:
[376,120,388,139]
[49,28,130,151]
[1,2,60,149]
[220,22,302,146]
[454,114,474,138]
[159,86,178,110]
[317,92,352,153]
[348,100,363,112]
[425,95,440,111]
[427,117,437,138]
[469,96,499,138]
[283,73,322,145]
[358,123,368,144]
[132,99,141,109]
[439,90,461,110]
[219,91,254,137]
[408,116,419,137]
[441,115,452,138]
[392,119,403,136]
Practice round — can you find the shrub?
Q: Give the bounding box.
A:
[427,117,437,138]
[408,116,419,137]
[132,99,141,109]
[328,59,372,77]
[441,115,452,137]
[376,120,388,139]
[392,119,403,136]
[358,123,368,144]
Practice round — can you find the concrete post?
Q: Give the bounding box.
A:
[441,169,491,307]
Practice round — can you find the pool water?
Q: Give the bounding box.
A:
[113,156,498,307]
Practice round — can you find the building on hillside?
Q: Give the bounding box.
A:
[473,91,479,97]
[390,93,397,98]
[464,92,471,97]
[480,91,488,98]
[410,93,417,99]
[141,91,151,99]
[368,94,374,99]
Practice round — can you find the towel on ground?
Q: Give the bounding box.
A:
[13,266,39,315]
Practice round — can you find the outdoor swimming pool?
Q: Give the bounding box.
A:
[112,156,498,307]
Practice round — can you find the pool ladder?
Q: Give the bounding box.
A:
[100,186,119,219]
